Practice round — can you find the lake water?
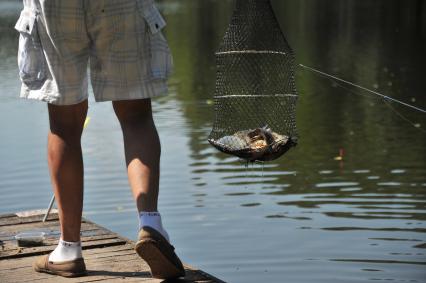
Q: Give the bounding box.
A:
[1,1,425,282]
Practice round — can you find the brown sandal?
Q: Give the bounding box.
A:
[135,226,185,279]
[33,254,87,277]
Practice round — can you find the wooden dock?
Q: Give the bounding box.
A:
[0,211,224,283]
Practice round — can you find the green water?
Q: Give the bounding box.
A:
[0,1,425,282]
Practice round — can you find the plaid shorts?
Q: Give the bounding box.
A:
[15,0,173,105]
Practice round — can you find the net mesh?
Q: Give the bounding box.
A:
[208,0,298,162]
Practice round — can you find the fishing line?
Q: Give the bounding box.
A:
[330,75,426,133]
[299,64,426,114]
[383,100,426,134]
[298,64,426,132]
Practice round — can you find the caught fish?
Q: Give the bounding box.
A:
[208,125,296,161]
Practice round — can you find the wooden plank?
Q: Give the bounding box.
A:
[0,245,136,271]
[0,213,59,227]
[0,215,128,259]
[0,212,224,283]
[0,213,18,220]
[1,248,220,283]
[0,228,108,243]
[1,237,127,259]
[1,233,123,254]
[1,228,112,245]
[0,219,95,235]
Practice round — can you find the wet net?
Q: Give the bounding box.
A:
[208,0,298,162]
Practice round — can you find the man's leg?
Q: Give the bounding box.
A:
[33,100,88,276]
[47,100,88,242]
[113,98,184,279]
[112,99,160,213]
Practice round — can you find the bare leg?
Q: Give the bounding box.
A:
[47,100,88,242]
[113,99,185,279]
[113,99,160,212]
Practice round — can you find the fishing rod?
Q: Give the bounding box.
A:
[298,64,426,114]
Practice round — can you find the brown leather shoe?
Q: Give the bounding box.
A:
[135,226,185,279]
[33,254,87,277]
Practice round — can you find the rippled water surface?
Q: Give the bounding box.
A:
[1,1,425,282]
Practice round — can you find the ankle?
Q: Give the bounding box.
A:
[139,211,170,242]
[49,238,82,262]
[61,236,81,242]
[61,229,81,242]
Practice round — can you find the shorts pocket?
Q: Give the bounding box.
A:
[137,0,173,79]
[149,32,173,79]
[138,0,166,34]
[15,8,47,90]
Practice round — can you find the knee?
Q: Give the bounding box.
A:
[113,99,153,127]
[48,100,88,142]
[50,126,84,144]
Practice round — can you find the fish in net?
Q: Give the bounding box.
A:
[208,0,298,162]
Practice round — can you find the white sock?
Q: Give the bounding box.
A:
[139,211,170,242]
[49,239,83,262]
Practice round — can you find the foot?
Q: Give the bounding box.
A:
[135,226,185,279]
[33,254,87,277]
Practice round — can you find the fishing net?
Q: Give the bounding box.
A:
[208,0,298,162]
